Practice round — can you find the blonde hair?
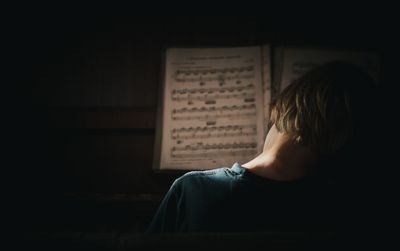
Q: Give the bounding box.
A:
[270,61,375,158]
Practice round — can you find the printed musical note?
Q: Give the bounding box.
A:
[176,66,254,76]
[172,104,256,114]
[171,150,258,159]
[171,125,257,140]
[171,112,256,121]
[175,74,255,83]
[171,85,256,102]
[172,84,255,95]
[171,142,257,152]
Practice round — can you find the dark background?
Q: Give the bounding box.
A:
[7,14,398,238]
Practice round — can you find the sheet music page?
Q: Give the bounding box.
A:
[279,48,380,91]
[261,45,272,138]
[159,47,268,170]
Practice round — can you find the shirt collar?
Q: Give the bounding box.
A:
[231,162,246,175]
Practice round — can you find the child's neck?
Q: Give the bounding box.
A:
[242,133,316,181]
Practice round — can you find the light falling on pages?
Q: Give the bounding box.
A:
[156,46,271,170]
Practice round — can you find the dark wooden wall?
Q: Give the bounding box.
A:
[12,15,395,233]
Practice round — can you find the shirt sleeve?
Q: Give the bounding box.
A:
[146,179,182,233]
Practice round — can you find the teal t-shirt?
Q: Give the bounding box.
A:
[147,163,333,233]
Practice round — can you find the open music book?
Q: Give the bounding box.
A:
[153,46,379,171]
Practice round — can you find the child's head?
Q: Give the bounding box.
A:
[270,61,376,160]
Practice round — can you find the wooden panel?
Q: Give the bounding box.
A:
[48,107,157,129]
[46,130,178,195]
